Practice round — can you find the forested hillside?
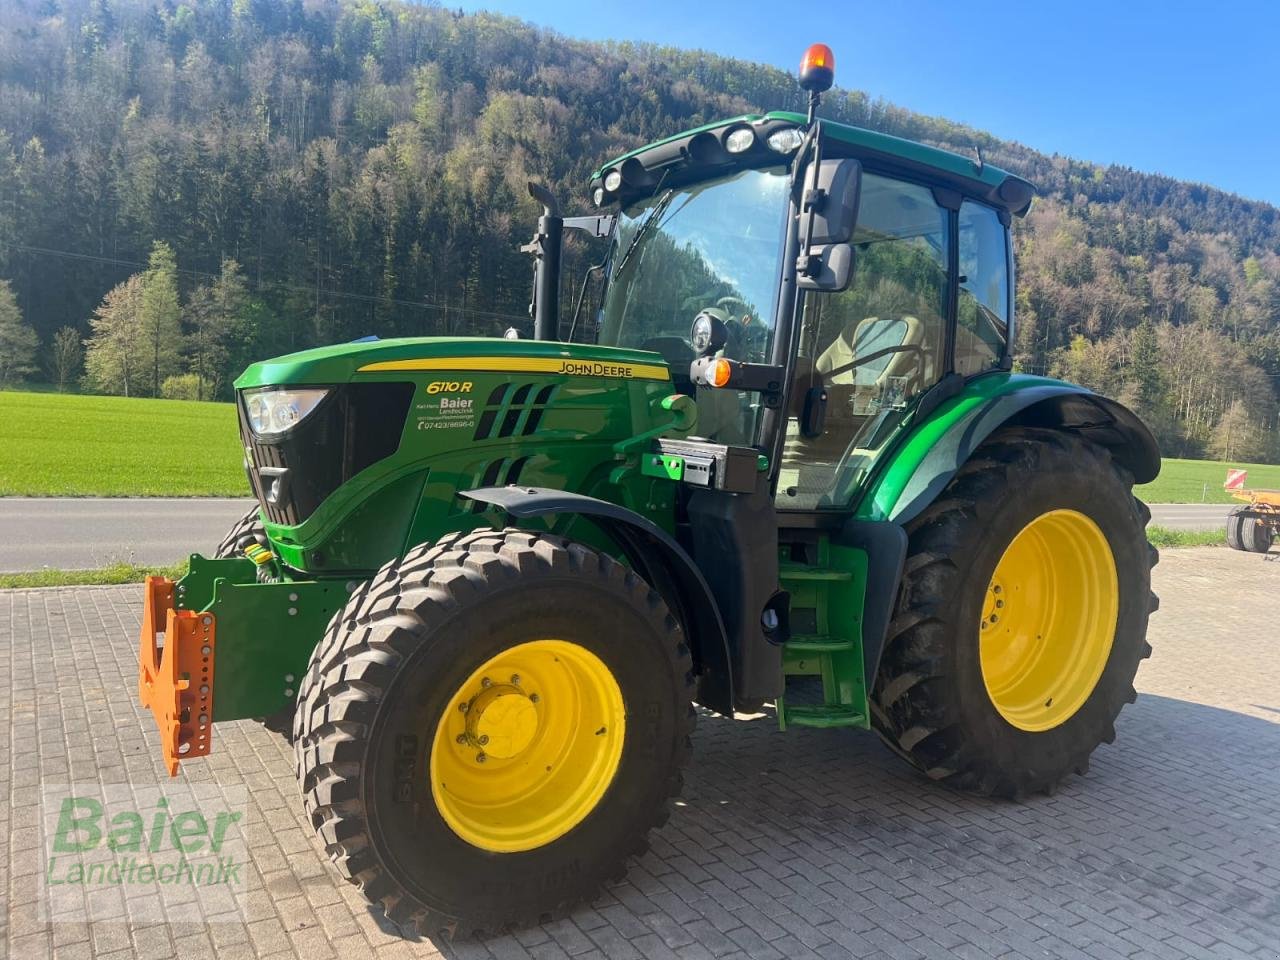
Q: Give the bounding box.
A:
[0,0,1278,459]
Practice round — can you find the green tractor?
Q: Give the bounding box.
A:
[137,45,1159,937]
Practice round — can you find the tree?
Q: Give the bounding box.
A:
[0,279,37,388]
[185,257,249,399]
[139,242,183,397]
[48,326,84,392]
[84,275,146,397]
[1128,319,1163,415]
[1211,399,1259,463]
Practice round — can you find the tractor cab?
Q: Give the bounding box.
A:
[559,55,1032,525]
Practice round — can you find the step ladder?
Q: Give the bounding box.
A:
[776,562,868,731]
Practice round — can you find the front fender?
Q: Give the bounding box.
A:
[857,374,1160,525]
[459,485,735,716]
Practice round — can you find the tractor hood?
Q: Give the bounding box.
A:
[234,337,671,390]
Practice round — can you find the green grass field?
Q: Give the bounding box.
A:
[1134,457,1280,505]
[0,391,249,496]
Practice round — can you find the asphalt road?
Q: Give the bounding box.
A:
[0,499,1234,572]
[1146,503,1233,531]
[0,497,255,572]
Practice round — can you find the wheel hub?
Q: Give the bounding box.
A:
[462,682,539,759]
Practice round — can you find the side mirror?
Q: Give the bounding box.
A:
[797,243,854,291]
[805,158,861,245]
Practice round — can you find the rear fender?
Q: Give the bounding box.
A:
[461,485,735,716]
[858,375,1160,526]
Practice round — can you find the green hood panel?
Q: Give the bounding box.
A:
[234,337,671,389]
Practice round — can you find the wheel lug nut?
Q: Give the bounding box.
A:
[458,702,469,713]
[993,585,1002,594]
[530,693,539,703]
[456,733,467,744]
[476,753,486,763]
[478,735,489,745]
[481,677,492,688]
[510,674,520,685]
[995,599,1004,608]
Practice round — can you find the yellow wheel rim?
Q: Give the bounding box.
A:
[430,639,625,853]
[979,509,1119,732]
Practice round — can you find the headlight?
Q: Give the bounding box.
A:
[603,169,623,192]
[245,388,329,437]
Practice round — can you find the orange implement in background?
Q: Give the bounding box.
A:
[138,576,217,775]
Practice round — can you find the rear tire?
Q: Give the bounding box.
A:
[293,528,694,937]
[871,427,1158,798]
[1226,506,1246,550]
[1241,514,1275,553]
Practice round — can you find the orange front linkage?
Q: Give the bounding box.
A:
[138,576,217,776]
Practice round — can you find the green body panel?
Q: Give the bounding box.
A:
[593,110,1018,192]
[233,336,672,390]
[853,373,1078,522]
[175,555,353,721]
[237,338,687,575]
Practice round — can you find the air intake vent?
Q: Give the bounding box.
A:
[464,457,531,512]
[473,383,557,440]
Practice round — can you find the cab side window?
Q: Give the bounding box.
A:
[956,201,1010,376]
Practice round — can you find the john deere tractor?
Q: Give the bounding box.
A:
[137,45,1159,937]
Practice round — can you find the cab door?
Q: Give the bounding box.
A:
[776,172,951,512]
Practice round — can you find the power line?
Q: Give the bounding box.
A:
[1,241,532,326]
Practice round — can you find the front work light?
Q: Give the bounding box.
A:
[724,128,755,153]
[603,169,623,192]
[245,387,329,437]
[767,128,804,153]
[799,43,835,93]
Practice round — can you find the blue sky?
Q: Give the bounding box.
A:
[458,0,1280,206]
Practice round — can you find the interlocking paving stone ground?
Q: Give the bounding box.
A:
[3,546,1279,959]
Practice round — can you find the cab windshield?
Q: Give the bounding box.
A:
[597,167,790,443]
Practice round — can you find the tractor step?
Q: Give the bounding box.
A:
[785,634,855,653]
[779,563,853,582]
[776,701,865,730]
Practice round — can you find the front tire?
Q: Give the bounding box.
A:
[871,427,1158,797]
[213,506,266,559]
[293,528,694,937]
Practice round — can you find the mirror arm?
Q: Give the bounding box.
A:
[563,214,616,239]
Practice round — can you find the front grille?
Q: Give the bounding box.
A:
[239,382,414,526]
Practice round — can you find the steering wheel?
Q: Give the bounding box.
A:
[819,338,928,503]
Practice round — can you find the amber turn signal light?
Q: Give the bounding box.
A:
[707,358,734,388]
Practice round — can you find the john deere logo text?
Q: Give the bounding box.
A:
[425,380,472,394]
[558,361,634,378]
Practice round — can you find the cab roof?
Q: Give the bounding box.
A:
[591,111,1035,217]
